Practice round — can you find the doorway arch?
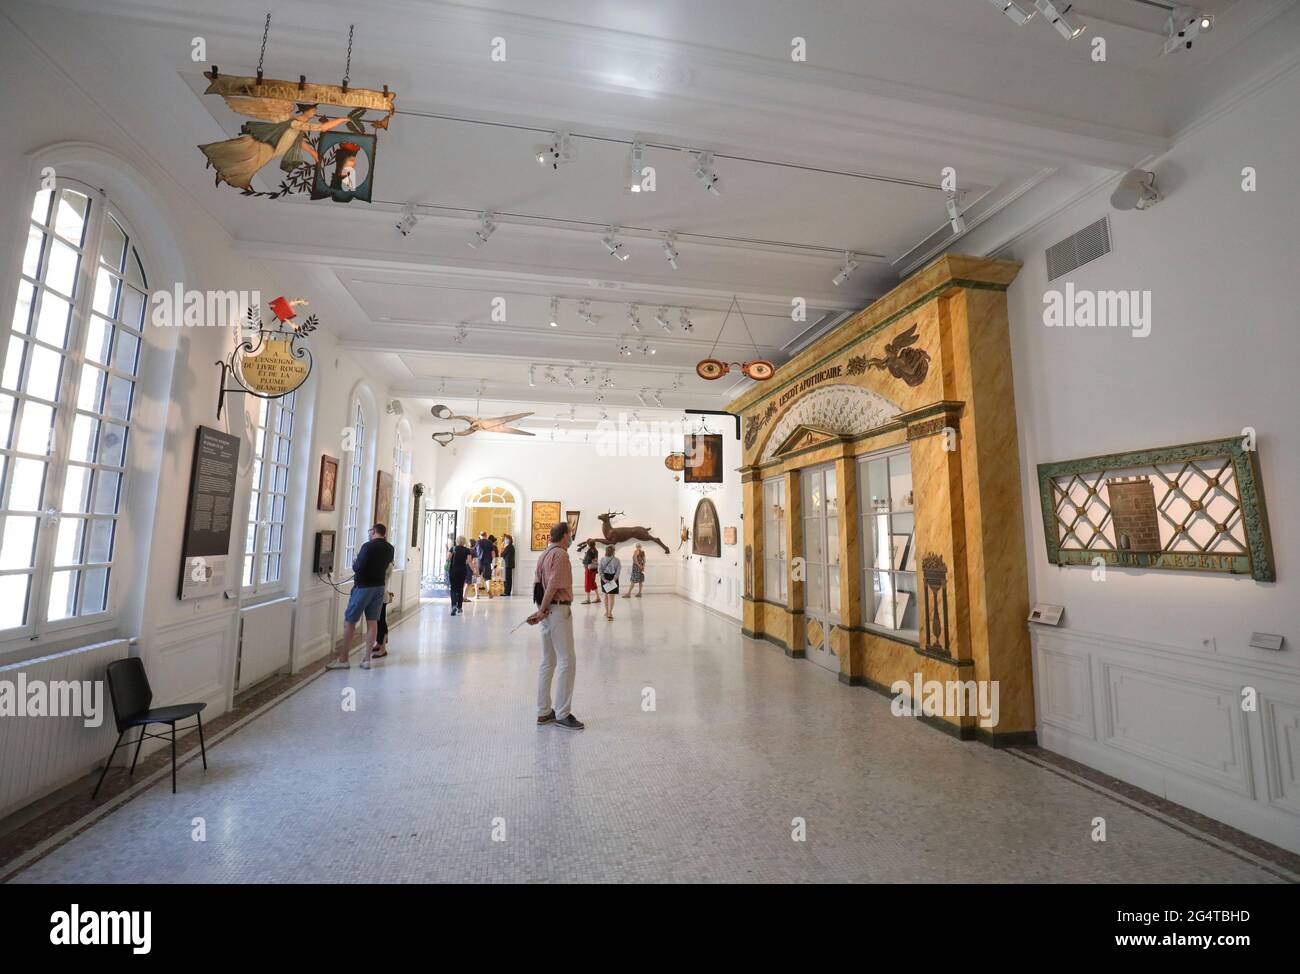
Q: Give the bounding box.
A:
[462,478,523,545]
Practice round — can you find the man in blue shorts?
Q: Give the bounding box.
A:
[327,524,395,671]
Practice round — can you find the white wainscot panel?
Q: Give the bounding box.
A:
[151,615,233,710]
[1035,638,1095,739]
[1261,695,1300,817]
[1103,661,1254,798]
[295,589,334,670]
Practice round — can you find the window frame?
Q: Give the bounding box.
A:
[0,178,148,641]
[761,477,787,605]
[241,390,295,596]
[342,398,367,568]
[857,445,919,643]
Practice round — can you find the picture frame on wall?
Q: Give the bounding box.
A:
[566,511,581,538]
[531,500,562,551]
[692,498,721,557]
[684,433,724,484]
[374,469,394,527]
[723,526,737,546]
[317,455,339,511]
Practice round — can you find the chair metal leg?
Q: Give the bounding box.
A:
[170,722,177,794]
[129,725,146,776]
[196,712,208,769]
[91,730,125,800]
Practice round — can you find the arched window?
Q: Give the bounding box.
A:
[464,484,516,542]
[342,398,367,566]
[241,390,295,592]
[0,181,148,636]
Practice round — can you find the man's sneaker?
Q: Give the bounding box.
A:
[536,710,556,725]
[324,660,350,670]
[553,714,585,730]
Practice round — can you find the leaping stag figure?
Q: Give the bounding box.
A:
[576,511,670,555]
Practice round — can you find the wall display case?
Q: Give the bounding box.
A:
[733,254,1034,744]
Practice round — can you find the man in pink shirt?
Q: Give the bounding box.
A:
[528,521,583,729]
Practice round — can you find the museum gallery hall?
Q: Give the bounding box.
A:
[0,0,1297,899]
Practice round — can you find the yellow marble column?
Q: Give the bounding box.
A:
[783,468,803,656]
[833,455,861,681]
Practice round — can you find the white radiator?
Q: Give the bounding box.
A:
[237,597,294,691]
[0,638,127,819]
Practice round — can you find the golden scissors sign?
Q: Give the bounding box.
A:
[429,404,535,446]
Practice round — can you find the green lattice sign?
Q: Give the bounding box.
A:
[1037,436,1274,581]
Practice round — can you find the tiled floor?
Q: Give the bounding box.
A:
[8,596,1290,883]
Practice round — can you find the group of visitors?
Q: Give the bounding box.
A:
[445,531,516,614]
[581,542,646,619]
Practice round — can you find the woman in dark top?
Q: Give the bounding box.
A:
[500,534,516,595]
[448,535,476,615]
[482,535,498,598]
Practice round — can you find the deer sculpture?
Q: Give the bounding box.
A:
[576,511,670,555]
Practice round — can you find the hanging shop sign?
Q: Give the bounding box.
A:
[1036,435,1275,581]
[695,296,775,382]
[531,501,563,551]
[198,16,395,202]
[215,295,317,420]
[430,405,535,446]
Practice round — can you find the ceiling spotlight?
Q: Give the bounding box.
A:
[601,228,631,261]
[651,390,665,408]
[626,304,642,332]
[598,407,609,421]
[564,367,576,388]
[477,379,487,398]
[670,373,683,390]
[583,368,597,386]
[832,252,860,287]
[549,297,560,328]
[395,205,418,236]
[1162,9,1213,54]
[662,232,679,270]
[527,366,536,388]
[625,140,646,194]
[452,322,469,345]
[630,410,641,423]
[468,211,497,249]
[690,150,722,196]
[1033,0,1085,39]
[637,389,649,407]
[679,308,693,333]
[655,307,672,333]
[535,131,574,169]
[545,366,558,384]
[601,370,615,389]
[945,193,967,234]
[577,299,596,325]
[595,389,606,403]
[637,337,656,356]
[616,337,633,357]
[986,0,1034,25]
[1110,169,1161,211]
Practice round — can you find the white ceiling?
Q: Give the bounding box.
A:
[6,0,1295,429]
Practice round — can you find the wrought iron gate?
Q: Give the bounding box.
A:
[421,508,458,593]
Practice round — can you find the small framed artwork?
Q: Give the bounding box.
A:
[874,591,912,630]
[723,526,737,546]
[531,501,562,550]
[317,455,340,511]
[692,498,721,557]
[566,511,581,538]
[310,131,377,204]
[374,469,394,526]
[891,534,912,571]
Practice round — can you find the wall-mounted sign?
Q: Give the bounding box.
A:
[430,404,534,446]
[178,426,241,600]
[531,501,562,551]
[216,295,317,420]
[692,498,721,558]
[684,434,724,484]
[1036,436,1275,581]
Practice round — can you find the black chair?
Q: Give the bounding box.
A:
[92,657,207,798]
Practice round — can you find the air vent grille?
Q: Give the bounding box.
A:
[1045,216,1111,281]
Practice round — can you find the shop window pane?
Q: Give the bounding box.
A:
[44,238,80,298]
[26,344,65,401]
[53,190,90,246]
[34,292,72,348]
[17,402,55,455]
[2,337,25,391]
[12,281,36,334]
[47,569,76,620]
[804,518,823,563]
[865,458,890,513]
[62,464,92,513]
[86,519,114,564]
[890,453,913,511]
[22,227,46,279]
[0,515,39,569]
[80,567,109,614]
[8,457,47,511]
[54,517,85,565]
[31,189,54,225]
[84,315,113,364]
[99,215,127,271]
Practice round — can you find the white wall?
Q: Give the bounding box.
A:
[433,432,680,593]
[993,66,1300,852]
[675,420,745,620]
[0,24,414,800]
